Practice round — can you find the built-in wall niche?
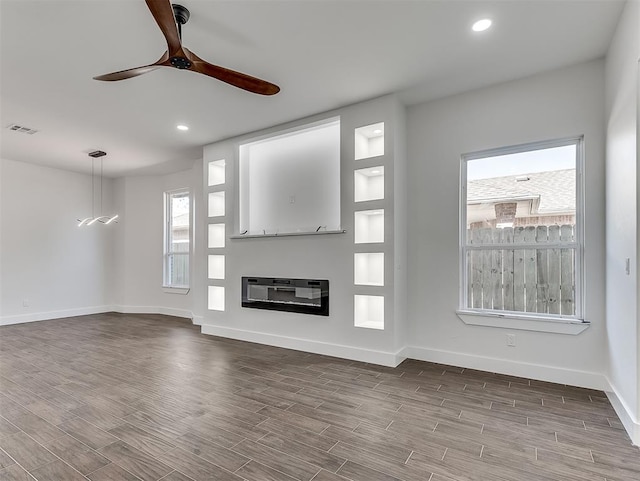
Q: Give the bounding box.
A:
[208,191,225,217]
[208,159,226,186]
[354,253,384,286]
[354,295,384,330]
[354,166,384,202]
[355,122,384,160]
[238,118,341,235]
[354,209,384,243]
[208,286,225,311]
[208,255,225,279]
[208,223,225,248]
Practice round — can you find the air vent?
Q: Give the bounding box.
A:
[7,123,38,135]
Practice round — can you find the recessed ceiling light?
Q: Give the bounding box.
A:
[371,170,381,174]
[373,129,382,134]
[472,18,492,32]
[176,124,189,131]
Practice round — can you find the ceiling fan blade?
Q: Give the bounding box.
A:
[145,0,182,53]
[187,50,280,96]
[94,52,170,81]
[94,65,161,81]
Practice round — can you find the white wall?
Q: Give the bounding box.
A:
[0,157,205,325]
[0,158,115,324]
[406,60,607,388]
[0,158,3,318]
[202,95,407,366]
[605,0,640,444]
[111,164,204,322]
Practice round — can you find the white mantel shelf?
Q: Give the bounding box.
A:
[230,230,346,239]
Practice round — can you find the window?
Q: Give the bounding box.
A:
[460,137,583,321]
[164,189,190,288]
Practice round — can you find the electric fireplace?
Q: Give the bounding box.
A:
[242,277,329,316]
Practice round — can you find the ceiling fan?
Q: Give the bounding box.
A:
[93,0,280,95]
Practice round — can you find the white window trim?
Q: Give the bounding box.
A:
[456,311,589,334]
[459,136,587,331]
[163,286,190,295]
[163,188,191,290]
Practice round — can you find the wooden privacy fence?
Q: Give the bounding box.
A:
[169,253,189,286]
[466,224,576,316]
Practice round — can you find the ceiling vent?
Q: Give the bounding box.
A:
[7,123,38,135]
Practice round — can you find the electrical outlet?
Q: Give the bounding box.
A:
[22,299,29,307]
[289,195,295,204]
[506,334,516,347]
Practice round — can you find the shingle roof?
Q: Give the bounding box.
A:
[467,169,575,214]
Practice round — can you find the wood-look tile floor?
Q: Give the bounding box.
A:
[0,313,638,481]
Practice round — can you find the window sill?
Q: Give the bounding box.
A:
[163,287,190,295]
[456,310,590,335]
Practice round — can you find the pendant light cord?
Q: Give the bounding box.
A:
[91,158,95,219]
[100,158,103,217]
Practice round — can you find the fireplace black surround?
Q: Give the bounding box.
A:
[242,277,329,316]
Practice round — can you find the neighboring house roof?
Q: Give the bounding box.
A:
[467,169,575,214]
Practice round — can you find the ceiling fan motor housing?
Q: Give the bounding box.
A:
[172,4,190,25]
[170,4,191,69]
[170,57,192,69]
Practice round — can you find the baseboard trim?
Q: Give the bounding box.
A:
[401,345,609,391]
[605,380,640,446]
[111,305,192,319]
[2,305,204,328]
[0,305,113,326]
[111,305,203,325]
[201,324,406,367]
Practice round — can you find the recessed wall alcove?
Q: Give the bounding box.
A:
[208,191,225,217]
[355,122,385,160]
[238,118,341,236]
[355,166,384,202]
[354,210,384,243]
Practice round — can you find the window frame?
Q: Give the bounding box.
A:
[458,136,586,327]
[163,188,191,291]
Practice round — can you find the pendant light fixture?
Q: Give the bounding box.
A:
[77,150,119,227]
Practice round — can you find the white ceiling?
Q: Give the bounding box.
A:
[0,0,625,177]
